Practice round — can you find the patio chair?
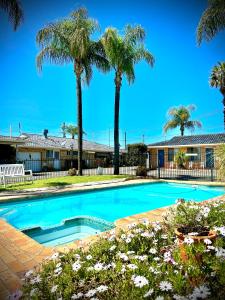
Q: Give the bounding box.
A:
[188,161,193,169]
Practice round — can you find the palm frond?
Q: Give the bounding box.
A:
[197,0,225,45]
[0,0,23,30]
[163,120,179,133]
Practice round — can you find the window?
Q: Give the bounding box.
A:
[46,150,53,159]
[54,151,59,160]
[186,147,201,161]
[66,150,78,156]
[168,148,174,162]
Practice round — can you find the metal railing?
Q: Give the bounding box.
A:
[0,153,222,184]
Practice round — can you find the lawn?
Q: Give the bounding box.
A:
[0,175,130,191]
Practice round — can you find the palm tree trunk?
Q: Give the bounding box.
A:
[76,73,83,176]
[114,72,122,175]
[223,96,225,130]
[180,124,184,136]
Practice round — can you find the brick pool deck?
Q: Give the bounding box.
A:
[0,179,224,299]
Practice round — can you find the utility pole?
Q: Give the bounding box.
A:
[9,124,12,137]
[108,128,111,147]
[124,131,127,149]
[142,134,145,144]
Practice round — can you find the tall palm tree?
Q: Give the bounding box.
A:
[164,105,202,136]
[101,25,154,174]
[210,62,225,129]
[36,8,109,175]
[197,0,225,45]
[0,0,23,30]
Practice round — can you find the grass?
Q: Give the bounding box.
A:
[0,175,130,191]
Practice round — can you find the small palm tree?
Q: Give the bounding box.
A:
[210,62,225,129]
[36,8,109,175]
[174,150,188,169]
[65,125,78,139]
[0,0,23,30]
[101,25,154,174]
[164,105,202,136]
[197,0,225,45]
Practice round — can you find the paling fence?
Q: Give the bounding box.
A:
[0,152,221,184]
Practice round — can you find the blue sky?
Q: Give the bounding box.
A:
[0,0,225,147]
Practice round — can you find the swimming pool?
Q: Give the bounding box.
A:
[0,182,224,245]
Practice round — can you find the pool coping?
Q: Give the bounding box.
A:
[0,179,225,298]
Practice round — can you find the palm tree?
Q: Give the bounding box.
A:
[210,62,225,129]
[0,0,23,30]
[164,105,202,136]
[36,8,109,175]
[61,122,66,138]
[197,0,225,45]
[101,25,154,174]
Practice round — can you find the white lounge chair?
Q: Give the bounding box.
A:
[0,164,33,187]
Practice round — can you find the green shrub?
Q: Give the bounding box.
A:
[136,166,148,177]
[174,150,188,169]
[68,168,77,176]
[21,200,225,299]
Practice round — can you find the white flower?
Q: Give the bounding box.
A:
[127,250,135,255]
[144,289,154,297]
[30,275,41,284]
[109,245,116,251]
[215,247,225,258]
[120,265,126,274]
[203,238,212,245]
[195,214,202,222]
[161,234,168,239]
[117,252,129,261]
[163,251,171,262]
[94,262,104,271]
[127,264,138,270]
[159,281,173,291]
[191,285,210,299]
[173,295,188,300]
[71,293,84,299]
[135,255,148,261]
[207,245,215,250]
[132,275,149,288]
[90,298,99,300]
[153,257,160,261]
[50,252,59,260]
[85,289,96,298]
[25,270,33,278]
[142,218,149,225]
[86,255,92,260]
[149,248,157,254]
[50,285,58,293]
[30,289,37,296]
[108,235,115,241]
[96,285,108,293]
[155,297,164,300]
[184,237,194,245]
[72,262,81,271]
[126,237,132,243]
[54,267,62,274]
[121,234,127,240]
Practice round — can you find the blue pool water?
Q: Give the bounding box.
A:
[0,182,224,232]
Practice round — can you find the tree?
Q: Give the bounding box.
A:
[210,62,225,129]
[127,143,147,166]
[36,8,109,175]
[61,122,66,138]
[0,0,23,30]
[215,144,225,180]
[174,150,188,169]
[164,105,202,136]
[197,0,225,45]
[101,25,154,174]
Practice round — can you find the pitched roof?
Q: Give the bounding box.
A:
[148,133,225,148]
[0,133,114,153]
[18,133,114,153]
[0,136,25,144]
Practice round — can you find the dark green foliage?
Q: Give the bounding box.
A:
[68,168,77,176]
[127,143,148,166]
[136,166,147,177]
